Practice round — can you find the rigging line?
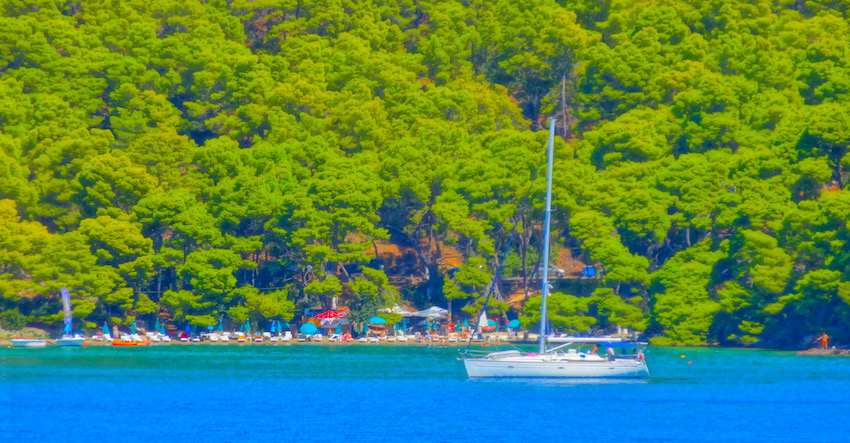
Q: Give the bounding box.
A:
[460,135,553,353]
[463,214,521,353]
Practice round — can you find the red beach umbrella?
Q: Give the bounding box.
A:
[314,310,345,319]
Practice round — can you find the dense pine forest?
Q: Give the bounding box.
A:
[2,0,850,348]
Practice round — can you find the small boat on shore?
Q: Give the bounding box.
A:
[11,338,48,348]
[56,336,87,347]
[57,287,86,347]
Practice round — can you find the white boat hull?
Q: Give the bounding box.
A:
[56,337,86,347]
[10,339,48,348]
[464,356,649,378]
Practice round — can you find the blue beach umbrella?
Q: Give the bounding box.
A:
[507,319,521,329]
[299,323,318,335]
[463,317,469,328]
[270,321,277,333]
[335,323,343,334]
[130,321,137,335]
[401,317,408,331]
[102,322,109,335]
[368,316,387,325]
[154,318,161,332]
[244,319,251,333]
[185,324,191,334]
[282,320,290,328]
[217,319,224,332]
[160,323,166,335]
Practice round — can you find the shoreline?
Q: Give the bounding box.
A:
[1,337,528,348]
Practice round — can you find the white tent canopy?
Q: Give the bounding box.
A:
[379,304,415,317]
[411,306,448,318]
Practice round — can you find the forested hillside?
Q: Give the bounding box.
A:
[2,0,850,348]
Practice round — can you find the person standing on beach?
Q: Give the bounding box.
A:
[817,332,830,349]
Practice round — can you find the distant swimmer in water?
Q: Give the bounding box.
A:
[816,332,830,349]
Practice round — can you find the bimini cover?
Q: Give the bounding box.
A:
[599,342,638,348]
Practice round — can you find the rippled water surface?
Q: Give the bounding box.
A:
[3,344,850,442]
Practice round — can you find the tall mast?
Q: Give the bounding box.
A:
[538,119,556,355]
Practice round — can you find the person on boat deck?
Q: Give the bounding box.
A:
[817,332,830,349]
[636,348,645,362]
[606,346,616,361]
[590,344,598,354]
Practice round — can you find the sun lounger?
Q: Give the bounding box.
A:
[282,331,292,342]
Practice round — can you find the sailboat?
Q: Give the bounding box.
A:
[461,119,649,379]
[56,287,86,347]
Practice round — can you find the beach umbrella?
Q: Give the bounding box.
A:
[315,310,345,319]
[207,325,214,331]
[102,322,109,335]
[282,320,290,328]
[368,316,387,325]
[244,319,251,332]
[335,323,343,334]
[507,319,521,329]
[463,317,469,328]
[270,321,277,333]
[401,317,408,331]
[160,323,166,335]
[154,318,161,332]
[130,321,137,335]
[299,323,318,335]
[217,319,224,331]
[185,324,191,334]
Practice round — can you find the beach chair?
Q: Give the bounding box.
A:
[328,334,340,342]
[282,331,292,342]
[297,334,307,342]
[397,335,408,342]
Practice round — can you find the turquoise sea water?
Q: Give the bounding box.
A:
[3,344,850,442]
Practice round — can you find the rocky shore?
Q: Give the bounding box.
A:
[796,348,850,356]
